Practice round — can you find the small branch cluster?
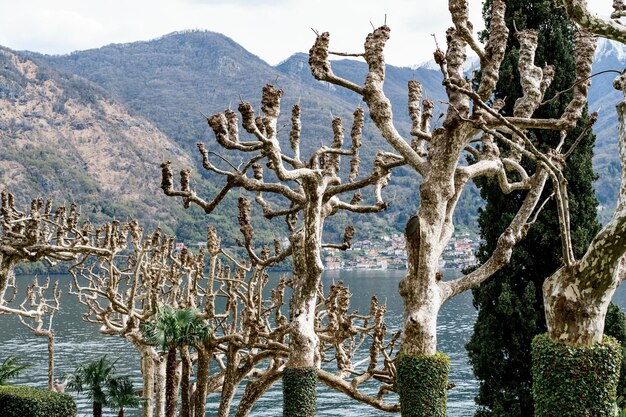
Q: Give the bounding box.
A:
[317,283,399,411]
[162,81,400,246]
[0,190,124,315]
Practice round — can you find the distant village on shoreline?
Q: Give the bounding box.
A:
[322,233,480,271]
[178,232,481,272]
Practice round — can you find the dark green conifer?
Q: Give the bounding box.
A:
[466,1,601,416]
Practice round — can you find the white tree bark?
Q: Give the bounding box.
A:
[0,256,14,303]
[155,359,166,417]
[287,180,325,369]
[139,346,156,417]
[544,71,626,345]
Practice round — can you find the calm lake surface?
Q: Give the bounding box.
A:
[2,269,626,417]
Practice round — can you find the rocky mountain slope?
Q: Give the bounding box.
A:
[586,38,626,216]
[0,46,212,238]
[7,29,624,241]
[30,30,481,237]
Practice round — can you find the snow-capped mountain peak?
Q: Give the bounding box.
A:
[412,54,480,73]
[595,37,626,62]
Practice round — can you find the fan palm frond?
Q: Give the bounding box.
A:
[0,356,31,385]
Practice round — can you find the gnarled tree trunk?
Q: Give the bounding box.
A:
[155,357,166,417]
[283,182,325,417]
[139,346,155,417]
[544,265,621,345]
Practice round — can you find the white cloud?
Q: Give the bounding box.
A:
[0,0,617,65]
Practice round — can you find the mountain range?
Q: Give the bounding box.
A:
[1,29,624,245]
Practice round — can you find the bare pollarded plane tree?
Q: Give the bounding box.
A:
[15,276,60,392]
[307,0,595,414]
[3,272,61,392]
[71,220,399,417]
[161,83,403,415]
[0,190,120,391]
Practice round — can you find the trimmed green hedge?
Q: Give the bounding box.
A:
[396,352,450,417]
[0,385,76,417]
[283,367,316,417]
[532,333,621,417]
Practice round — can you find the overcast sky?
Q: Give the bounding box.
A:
[0,0,613,68]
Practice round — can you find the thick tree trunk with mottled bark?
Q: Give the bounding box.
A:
[283,181,325,417]
[544,266,620,345]
[393,81,470,414]
[139,347,155,417]
[398,217,443,356]
[287,218,323,369]
[398,125,467,356]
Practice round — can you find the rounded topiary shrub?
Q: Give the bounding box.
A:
[0,385,77,417]
[396,352,450,417]
[532,333,621,417]
[283,367,316,417]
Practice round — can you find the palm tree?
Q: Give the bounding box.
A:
[141,305,211,417]
[107,375,141,417]
[66,356,117,417]
[0,355,30,385]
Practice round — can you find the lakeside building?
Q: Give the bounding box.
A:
[325,232,479,271]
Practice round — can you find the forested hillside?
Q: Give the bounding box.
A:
[5,28,623,243]
[25,30,480,238]
[0,46,251,248]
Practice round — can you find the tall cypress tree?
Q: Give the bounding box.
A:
[466,1,600,416]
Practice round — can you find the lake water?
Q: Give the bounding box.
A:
[1,269,625,417]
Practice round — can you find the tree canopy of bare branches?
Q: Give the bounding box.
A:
[307,0,595,414]
[70,221,399,417]
[161,76,404,414]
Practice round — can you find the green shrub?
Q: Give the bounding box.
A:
[605,303,626,408]
[283,367,316,417]
[532,333,621,417]
[0,385,76,417]
[396,352,450,417]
